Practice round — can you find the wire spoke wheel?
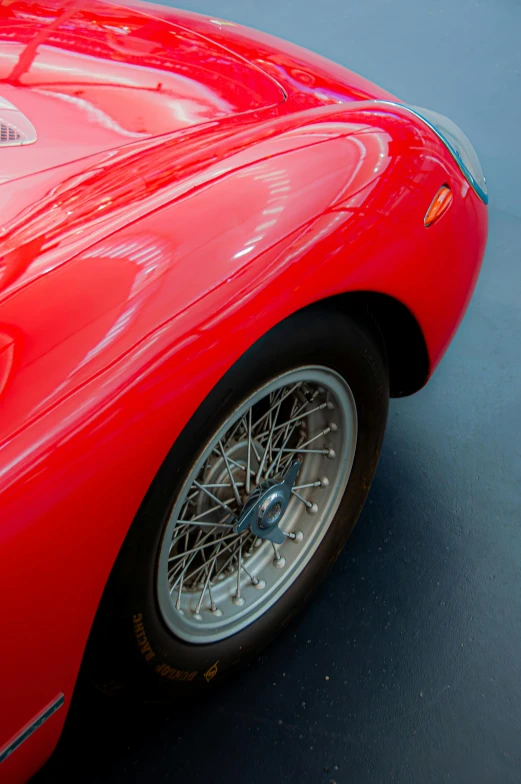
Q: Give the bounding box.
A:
[157,366,358,643]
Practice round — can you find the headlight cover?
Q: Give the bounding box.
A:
[408,105,487,204]
[372,101,488,204]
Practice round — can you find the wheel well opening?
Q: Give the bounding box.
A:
[305,292,430,397]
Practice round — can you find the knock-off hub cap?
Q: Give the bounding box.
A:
[258,492,284,528]
[234,461,302,543]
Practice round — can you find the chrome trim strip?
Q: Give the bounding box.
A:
[369,100,488,205]
[0,693,64,764]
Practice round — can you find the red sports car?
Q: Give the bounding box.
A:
[0,1,487,780]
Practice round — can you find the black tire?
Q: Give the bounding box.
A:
[84,307,389,699]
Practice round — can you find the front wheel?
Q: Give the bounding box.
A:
[87,308,389,697]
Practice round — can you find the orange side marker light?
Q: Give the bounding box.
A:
[424,184,453,227]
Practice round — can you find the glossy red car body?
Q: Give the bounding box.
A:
[0,1,487,780]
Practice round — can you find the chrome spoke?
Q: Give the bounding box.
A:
[168,531,239,563]
[185,530,250,585]
[297,426,334,449]
[279,447,332,455]
[222,414,247,449]
[291,489,318,514]
[293,480,323,490]
[169,547,201,592]
[182,499,235,523]
[265,418,300,479]
[274,402,328,432]
[250,382,302,436]
[194,552,217,615]
[193,480,239,519]
[218,440,243,507]
[212,449,256,478]
[255,396,283,484]
[241,560,260,585]
[174,520,234,530]
[211,539,247,583]
[246,408,252,495]
[176,570,184,610]
[200,482,245,489]
[255,402,329,441]
[233,545,243,604]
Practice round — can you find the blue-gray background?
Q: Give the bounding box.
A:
[37,1,521,781]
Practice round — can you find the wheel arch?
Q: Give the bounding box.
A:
[294,291,430,397]
[72,287,428,706]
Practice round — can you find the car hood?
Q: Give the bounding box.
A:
[0,0,285,184]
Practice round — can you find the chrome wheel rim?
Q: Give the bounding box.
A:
[156,366,358,643]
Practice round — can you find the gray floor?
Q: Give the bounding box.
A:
[35,1,521,782]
